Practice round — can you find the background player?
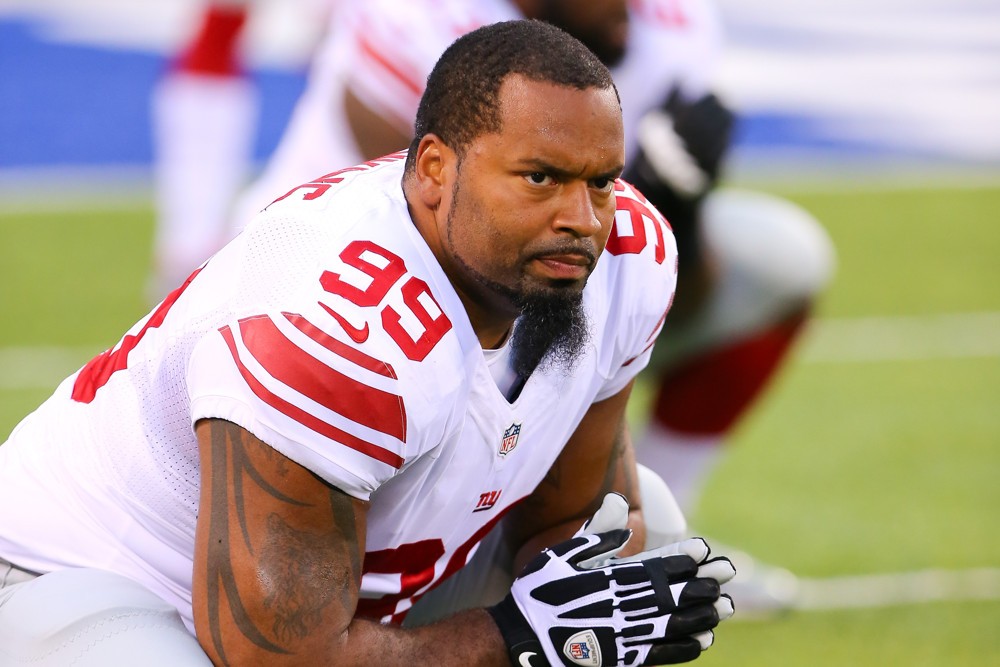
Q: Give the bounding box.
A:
[150,0,257,298]
[150,0,338,296]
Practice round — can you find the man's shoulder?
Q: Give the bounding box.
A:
[601,179,679,279]
[628,0,721,36]
[260,152,408,218]
[621,0,723,76]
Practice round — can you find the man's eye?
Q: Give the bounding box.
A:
[525,172,553,186]
[591,177,614,192]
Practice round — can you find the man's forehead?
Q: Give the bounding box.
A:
[499,74,620,130]
[484,75,625,171]
[497,73,619,109]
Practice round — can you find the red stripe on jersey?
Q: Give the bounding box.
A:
[624,338,658,367]
[238,316,406,441]
[355,31,423,98]
[220,325,404,469]
[283,312,397,379]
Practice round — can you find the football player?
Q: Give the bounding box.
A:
[1,21,734,666]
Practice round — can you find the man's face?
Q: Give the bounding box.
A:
[435,75,623,374]
[439,75,624,318]
[537,0,631,66]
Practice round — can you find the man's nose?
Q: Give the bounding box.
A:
[553,183,603,238]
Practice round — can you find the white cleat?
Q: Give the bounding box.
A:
[712,543,801,618]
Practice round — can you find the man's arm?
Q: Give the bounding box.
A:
[504,380,645,570]
[343,86,413,160]
[192,418,509,666]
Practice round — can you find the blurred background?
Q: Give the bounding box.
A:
[1,1,998,664]
[2,0,998,191]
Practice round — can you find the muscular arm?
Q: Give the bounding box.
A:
[343,86,413,161]
[193,418,508,666]
[504,381,646,570]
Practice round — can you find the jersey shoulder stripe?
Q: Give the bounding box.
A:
[236,315,406,442]
[354,26,423,98]
[219,322,405,470]
[284,311,396,379]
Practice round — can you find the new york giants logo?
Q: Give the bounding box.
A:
[499,423,521,456]
[474,489,502,513]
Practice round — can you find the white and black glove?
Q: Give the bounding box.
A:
[489,496,735,666]
[626,88,734,202]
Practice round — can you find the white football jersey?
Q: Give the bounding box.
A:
[0,155,676,631]
[233,0,722,229]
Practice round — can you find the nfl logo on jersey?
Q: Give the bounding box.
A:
[569,642,591,661]
[499,423,521,456]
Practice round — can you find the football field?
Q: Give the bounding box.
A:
[1,181,999,664]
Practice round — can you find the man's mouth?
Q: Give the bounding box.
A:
[532,250,595,282]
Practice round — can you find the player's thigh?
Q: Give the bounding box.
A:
[652,188,834,366]
[0,567,212,666]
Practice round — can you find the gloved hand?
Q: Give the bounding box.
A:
[627,88,735,202]
[622,89,735,314]
[489,496,735,666]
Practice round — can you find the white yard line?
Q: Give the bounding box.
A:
[799,311,1000,364]
[795,567,1000,610]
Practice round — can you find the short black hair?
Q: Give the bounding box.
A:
[404,19,618,172]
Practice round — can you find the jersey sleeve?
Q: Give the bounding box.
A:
[188,308,410,501]
[340,0,512,133]
[186,169,467,501]
[592,179,678,401]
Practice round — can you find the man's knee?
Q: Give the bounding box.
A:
[701,188,836,314]
[653,188,834,365]
[0,568,212,666]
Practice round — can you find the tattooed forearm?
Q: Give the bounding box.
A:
[229,431,310,554]
[199,419,365,663]
[599,414,637,503]
[260,513,347,642]
[329,490,363,600]
[205,422,289,664]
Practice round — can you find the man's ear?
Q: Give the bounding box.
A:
[412,134,456,209]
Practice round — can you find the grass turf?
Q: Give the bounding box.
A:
[2,182,999,665]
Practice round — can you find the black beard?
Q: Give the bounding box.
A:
[449,250,592,377]
[509,287,590,378]
[444,178,591,378]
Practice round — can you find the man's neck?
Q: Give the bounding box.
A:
[403,174,516,350]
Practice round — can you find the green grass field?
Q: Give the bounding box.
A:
[2,182,999,664]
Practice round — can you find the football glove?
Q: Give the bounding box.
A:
[628,88,734,201]
[489,506,735,666]
[623,88,735,266]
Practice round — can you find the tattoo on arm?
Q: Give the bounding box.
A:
[260,513,341,643]
[600,414,637,503]
[202,420,362,664]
